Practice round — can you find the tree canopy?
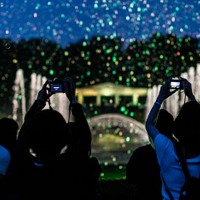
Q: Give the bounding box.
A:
[0,33,199,116]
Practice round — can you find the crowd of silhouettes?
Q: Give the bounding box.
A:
[1,75,200,200]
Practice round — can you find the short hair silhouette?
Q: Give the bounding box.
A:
[173,101,200,145]
[26,109,69,163]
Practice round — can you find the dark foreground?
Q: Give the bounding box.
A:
[96,179,134,200]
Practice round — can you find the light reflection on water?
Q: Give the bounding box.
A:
[91,127,148,165]
[89,113,148,165]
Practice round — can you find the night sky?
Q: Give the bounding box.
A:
[0,0,199,48]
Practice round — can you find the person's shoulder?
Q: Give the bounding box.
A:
[133,144,153,153]
[128,144,155,163]
[154,132,171,144]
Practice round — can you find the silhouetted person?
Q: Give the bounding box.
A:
[145,77,200,199]
[0,117,19,156]
[0,117,19,199]
[126,109,174,200]
[9,77,101,200]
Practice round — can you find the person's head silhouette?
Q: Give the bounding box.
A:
[26,109,69,164]
[173,100,200,147]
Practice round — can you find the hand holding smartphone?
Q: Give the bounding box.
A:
[170,77,183,90]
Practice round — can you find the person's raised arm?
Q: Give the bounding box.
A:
[181,78,196,102]
[17,80,54,143]
[63,77,92,157]
[23,80,53,122]
[145,78,177,141]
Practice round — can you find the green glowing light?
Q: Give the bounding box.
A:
[86,71,91,76]
[120,106,126,112]
[130,112,134,117]
[126,137,130,142]
[112,56,117,62]
[94,110,98,115]
[41,52,45,56]
[18,95,22,100]
[82,41,87,46]
[124,111,128,115]
[112,70,116,75]
[64,51,69,56]
[49,70,54,75]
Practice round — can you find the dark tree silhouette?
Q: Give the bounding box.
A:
[0,34,199,118]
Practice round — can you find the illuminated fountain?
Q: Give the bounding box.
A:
[12,69,26,122]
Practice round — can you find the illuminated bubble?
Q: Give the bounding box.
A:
[127,149,132,154]
[112,157,116,162]
[126,137,130,142]
[118,165,123,170]
[130,112,134,117]
[18,95,22,100]
[49,70,54,75]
